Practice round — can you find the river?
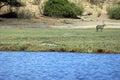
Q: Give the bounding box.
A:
[0,52,120,80]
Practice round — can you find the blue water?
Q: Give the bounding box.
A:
[0,52,120,80]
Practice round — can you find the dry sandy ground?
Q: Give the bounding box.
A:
[0,17,120,29]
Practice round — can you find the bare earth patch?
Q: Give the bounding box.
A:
[0,17,120,29]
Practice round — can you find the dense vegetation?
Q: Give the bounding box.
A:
[0,0,120,19]
[43,0,83,18]
[107,0,120,19]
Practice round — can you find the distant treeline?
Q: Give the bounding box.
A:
[0,0,120,19]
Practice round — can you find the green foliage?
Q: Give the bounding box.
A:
[43,0,83,18]
[107,0,120,19]
[117,0,120,5]
[107,6,120,19]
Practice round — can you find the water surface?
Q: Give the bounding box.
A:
[0,52,120,80]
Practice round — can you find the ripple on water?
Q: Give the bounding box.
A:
[0,52,120,80]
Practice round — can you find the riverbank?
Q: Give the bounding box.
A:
[0,17,120,29]
[0,28,120,53]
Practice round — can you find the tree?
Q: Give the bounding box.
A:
[0,0,23,9]
[0,0,24,18]
[43,0,83,18]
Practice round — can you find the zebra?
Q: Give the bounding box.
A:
[96,21,105,32]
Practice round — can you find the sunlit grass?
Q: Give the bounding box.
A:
[0,28,120,53]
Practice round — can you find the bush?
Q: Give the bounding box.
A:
[117,0,120,5]
[43,0,83,18]
[17,9,35,19]
[107,6,120,19]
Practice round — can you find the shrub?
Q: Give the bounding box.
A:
[107,6,120,19]
[43,0,83,18]
[17,9,35,19]
[117,0,120,5]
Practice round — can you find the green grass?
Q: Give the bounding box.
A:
[0,28,120,53]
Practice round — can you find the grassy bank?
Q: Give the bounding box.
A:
[0,28,120,53]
